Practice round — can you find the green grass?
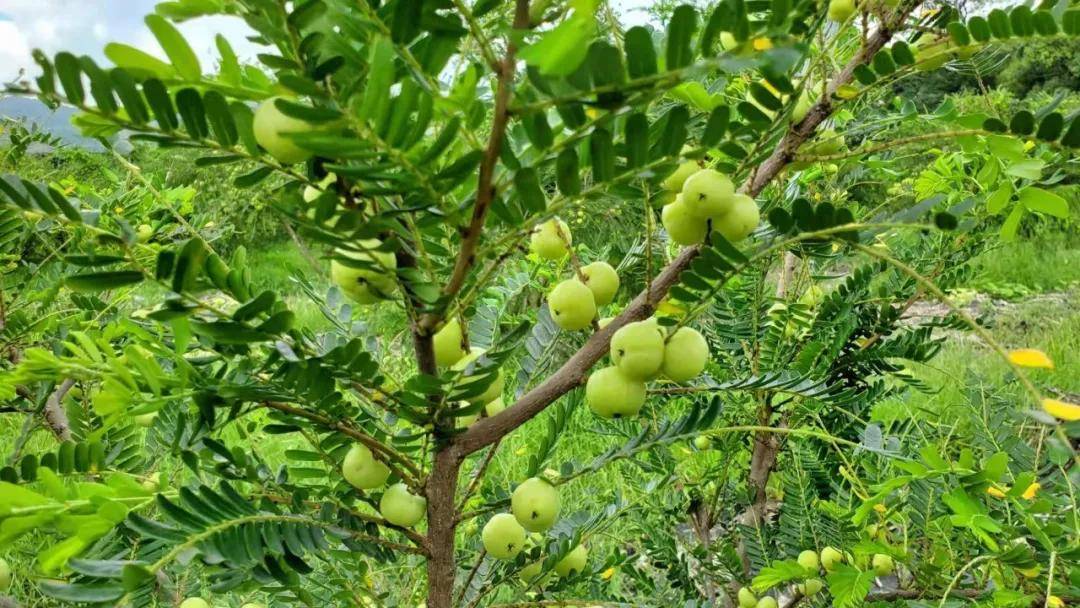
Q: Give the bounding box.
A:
[968,229,1080,296]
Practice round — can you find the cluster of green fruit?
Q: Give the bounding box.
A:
[432,317,508,425]
[179,598,263,608]
[586,317,709,418]
[481,478,589,581]
[340,444,428,528]
[736,547,896,606]
[530,218,621,332]
[659,165,760,247]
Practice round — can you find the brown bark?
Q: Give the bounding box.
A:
[43,378,75,441]
[426,445,464,608]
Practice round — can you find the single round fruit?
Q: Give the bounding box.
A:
[133,412,158,427]
[791,91,813,124]
[662,161,699,192]
[434,318,467,367]
[331,240,397,305]
[554,545,588,577]
[135,224,153,243]
[141,472,160,492]
[586,366,646,418]
[179,599,210,608]
[452,348,505,404]
[872,553,894,576]
[380,483,427,527]
[693,435,711,450]
[0,557,10,590]
[798,578,823,596]
[531,218,572,260]
[253,98,312,164]
[797,549,820,571]
[713,194,759,243]
[737,587,757,608]
[520,560,544,583]
[548,279,597,331]
[342,444,391,490]
[611,320,666,379]
[662,195,708,246]
[485,396,506,417]
[820,546,844,571]
[1047,596,1065,608]
[828,0,856,22]
[482,513,527,559]
[511,477,560,532]
[580,261,620,306]
[681,169,735,219]
[661,327,709,382]
[756,598,778,608]
[303,173,337,203]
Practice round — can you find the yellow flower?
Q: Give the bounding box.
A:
[515,447,527,456]
[1007,348,1054,369]
[1047,596,1064,608]
[585,108,601,120]
[873,503,887,514]
[1021,482,1040,500]
[985,486,1007,499]
[1042,398,1080,422]
[601,567,616,580]
[753,37,773,51]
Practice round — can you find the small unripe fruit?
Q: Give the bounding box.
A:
[799,578,823,596]
[511,477,560,533]
[241,603,266,608]
[586,366,646,418]
[661,326,709,382]
[611,319,666,379]
[452,349,505,404]
[662,195,708,246]
[520,561,544,583]
[798,549,820,571]
[1047,596,1065,608]
[693,435,711,450]
[662,161,699,192]
[133,412,158,427]
[580,261,620,306]
[820,546,844,571]
[482,513,526,559]
[380,483,427,527]
[738,587,758,608]
[682,169,736,219]
[828,0,856,22]
[598,316,615,329]
[713,194,759,243]
[433,318,467,367]
[531,218,572,260]
[179,599,211,608]
[331,240,397,305]
[342,444,391,490]
[135,224,153,243]
[548,279,597,331]
[756,597,778,608]
[554,545,588,577]
[253,98,312,164]
[872,553,894,576]
[791,90,813,124]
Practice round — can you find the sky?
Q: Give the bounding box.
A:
[0,0,659,83]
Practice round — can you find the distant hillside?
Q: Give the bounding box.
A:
[0,95,130,153]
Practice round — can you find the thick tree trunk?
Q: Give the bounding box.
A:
[426,445,463,608]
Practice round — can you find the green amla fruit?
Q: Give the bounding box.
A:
[433,318,467,368]
[662,194,708,246]
[553,545,588,577]
[662,160,700,192]
[797,578,824,596]
[482,513,526,559]
[872,553,895,576]
[682,169,736,219]
[452,348,505,405]
[548,278,597,331]
[580,261,620,306]
[330,240,397,305]
[693,435,711,450]
[586,366,646,418]
[661,327,709,382]
[611,319,666,379]
[712,194,760,243]
[738,587,757,608]
[511,477,560,533]
[530,218,572,260]
[179,599,211,608]
[520,560,544,583]
[756,598,778,608]
[342,444,391,490]
[379,483,427,527]
[253,97,312,165]
[820,546,844,571]
[828,0,856,22]
[797,549,820,571]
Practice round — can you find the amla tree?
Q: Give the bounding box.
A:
[1,0,1078,606]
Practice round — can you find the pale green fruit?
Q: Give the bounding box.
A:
[342,444,391,490]
[531,218,571,260]
[797,549,820,571]
[713,194,759,243]
[800,578,824,596]
[737,587,757,608]
[302,172,337,203]
[662,161,699,192]
[485,396,506,417]
[828,0,856,21]
[135,224,153,243]
[662,195,708,246]
[681,169,735,219]
[586,366,646,418]
[598,316,615,329]
[434,319,467,367]
[0,557,10,590]
[872,553,894,576]
[554,545,588,577]
[548,279,597,331]
[253,98,312,164]
[482,513,526,559]
[380,483,427,527]
[611,319,665,379]
[719,31,739,50]
[661,327,709,382]
[520,561,544,583]
[241,603,266,608]
[791,90,813,124]
[141,472,160,492]
[798,285,826,308]
[756,598,778,608]
[179,599,211,608]
[453,349,505,404]
[693,435,711,450]
[133,412,158,427]
[580,261,620,306]
[511,477,560,532]
[820,546,844,571]
[331,239,397,305]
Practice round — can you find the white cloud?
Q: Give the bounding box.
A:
[0,21,32,81]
